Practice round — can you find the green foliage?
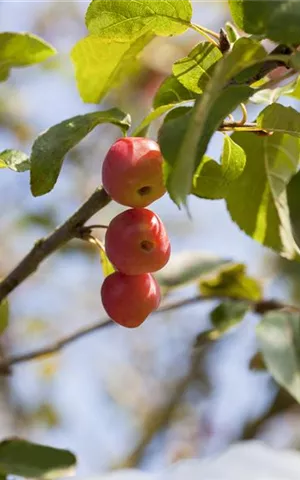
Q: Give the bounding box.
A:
[210,300,249,333]
[0,150,30,172]
[159,85,252,206]
[159,37,266,207]
[154,251,230,290]
[0,438,76,478]
[71,33,153,103]
[0,32,56,81]
[257,311,300,403]
[172,42,222,94]
[226,131,300,260]
[85,0,192,40]
[0,300,9,336]
[153,75,195,109]
[192,135,246,200]
[199,263,262,301]
[30,108,131,196]
[229,0,300,44]
[257,103,300,136]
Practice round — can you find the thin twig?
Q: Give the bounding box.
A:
[0,295,297,374]
[219,122,269,134]
[0,188,110,303]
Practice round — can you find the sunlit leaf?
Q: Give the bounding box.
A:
[153,75,195,108]
[257,103,300,136]
[0,150,30,172]
[0,32,56,81]
[192,135,246,200]
[71,34,153,103]
[173,42,222,94]
[86,0,192,40]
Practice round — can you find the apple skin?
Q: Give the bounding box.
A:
[101,272,161,328]
[105,208,171,275]
[102,137,166,208]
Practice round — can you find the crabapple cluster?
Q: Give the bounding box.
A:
[101,137,171,328]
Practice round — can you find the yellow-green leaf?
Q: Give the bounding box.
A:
[100,249,115,278]
[199,263,262,301]
[86,0,192,41]
[0,32,56,81]
[71,34,152,103]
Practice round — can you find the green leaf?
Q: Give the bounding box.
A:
[154,251,231,290]
[100,249,115,278]
[159,37,266,207]
[211,299,249,333]
[30,108,131,196]
[229,0,300,44]
[172,42,222,94]
[0,301,9,336]
[192,135,246,200]
[159,85,253,205]
[0,32,56,81]
[71,34,152,103]
[257,311,300,403]
[287,170,300,248]
[0,438,76,478]
[0,150,30,172]
[257,103,300,136]
[226,131,300,260]
[199,263,262,301]
[153,75,195,109]
[86,0,192,41]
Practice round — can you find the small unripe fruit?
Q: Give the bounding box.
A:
[105,208,171,275]
[102,137,166,208]
[101,272,161,328]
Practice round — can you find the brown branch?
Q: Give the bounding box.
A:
[0,187,110,303]
[0,294,298,375]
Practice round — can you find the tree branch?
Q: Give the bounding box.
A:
[0,294,298,375]
[0,187,110,303]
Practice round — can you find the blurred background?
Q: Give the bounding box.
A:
[1,0,300,475]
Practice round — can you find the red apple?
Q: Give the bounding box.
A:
[102,137,166,208]
[101,272,161,328]
[105,208,171,275]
